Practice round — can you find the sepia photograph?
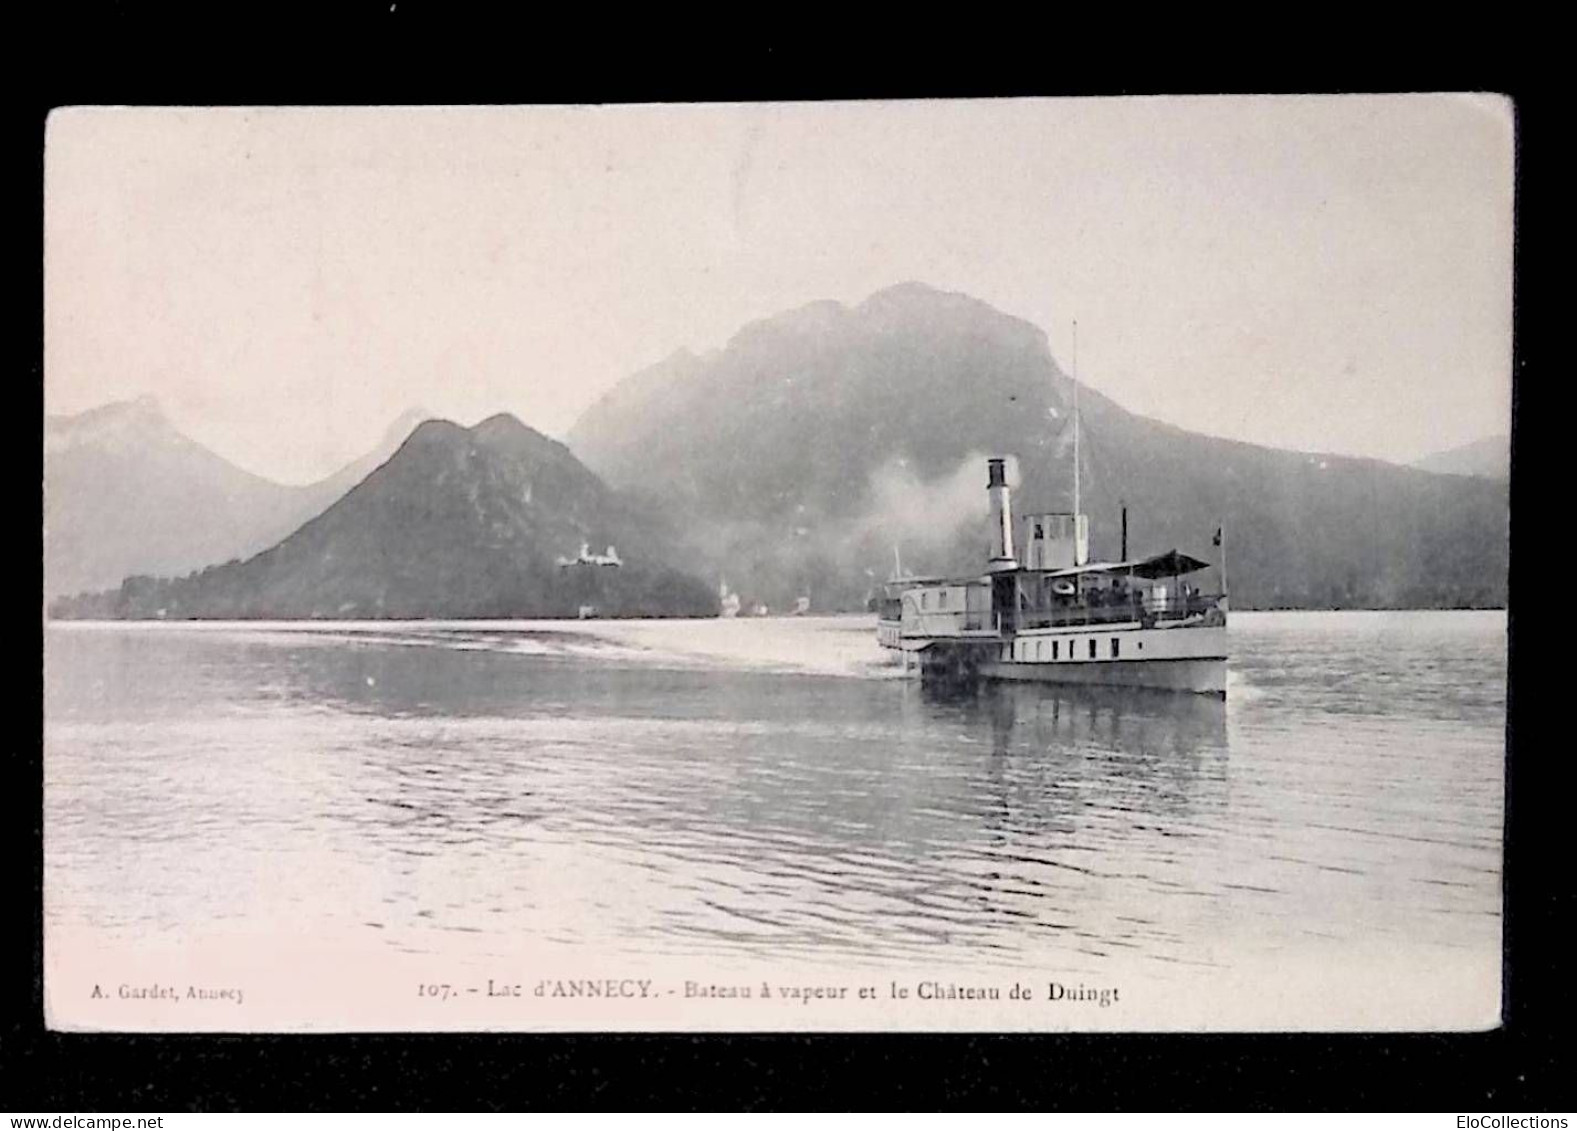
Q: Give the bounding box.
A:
[41,95,1512,1034]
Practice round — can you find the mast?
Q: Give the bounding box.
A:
[1219,524,1229,604]
[1072,318,1080,519]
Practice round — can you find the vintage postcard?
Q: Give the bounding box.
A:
[42,96,1512,1032]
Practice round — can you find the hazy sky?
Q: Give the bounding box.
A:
[45,97,1514,485]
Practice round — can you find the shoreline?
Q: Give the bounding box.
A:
[44,606,1510,629]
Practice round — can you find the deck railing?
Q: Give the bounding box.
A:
[1011,592,1225,632]
[883,592,1226,635]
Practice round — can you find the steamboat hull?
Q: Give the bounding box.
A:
[980,656,1225,696]
[905,625,1228,697]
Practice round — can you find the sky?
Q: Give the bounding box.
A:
[44,96,1514,485]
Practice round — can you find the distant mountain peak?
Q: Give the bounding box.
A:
[49,393,165,428]
[52,395,718,620]
[471,411,534,437]
[860,280,966,305]
[858,282,1051,351]
[725,297,850,352]
[1411,433,1510,480]
[406,417,467,444]
[392,413,570,469]
[45,394,182,455]
[383,406,432,440]
[45,395,308,599]
[471,414,585,473]
[566,284,1508,612]
[721,283,1016,356]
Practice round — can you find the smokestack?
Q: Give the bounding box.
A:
[1121,501,1128,561]
[987,457,1017,571]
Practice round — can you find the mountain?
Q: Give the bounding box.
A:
[296,406,435,513]
[1411,434,1510,480]
[568,282,1509,610]
[43,398,424,601]
[51,414,717,620]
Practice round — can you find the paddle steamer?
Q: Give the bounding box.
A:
[876,456,1229,695]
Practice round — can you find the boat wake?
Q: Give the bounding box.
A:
[59,616,908,681]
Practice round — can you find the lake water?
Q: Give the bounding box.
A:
[43,611,1506,1030]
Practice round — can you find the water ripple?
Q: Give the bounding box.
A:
[45,612,1504,976]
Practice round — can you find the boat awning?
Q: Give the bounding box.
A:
[1131,549,1212,578]
[885,574,991,589]
[1042,559,1134,577]
[1039,549,1212,580]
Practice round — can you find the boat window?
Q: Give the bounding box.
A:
[1088,638,1097,659]
[1052,640,1059,660]
[1111,637,1120,658]
[939,590,948,609]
